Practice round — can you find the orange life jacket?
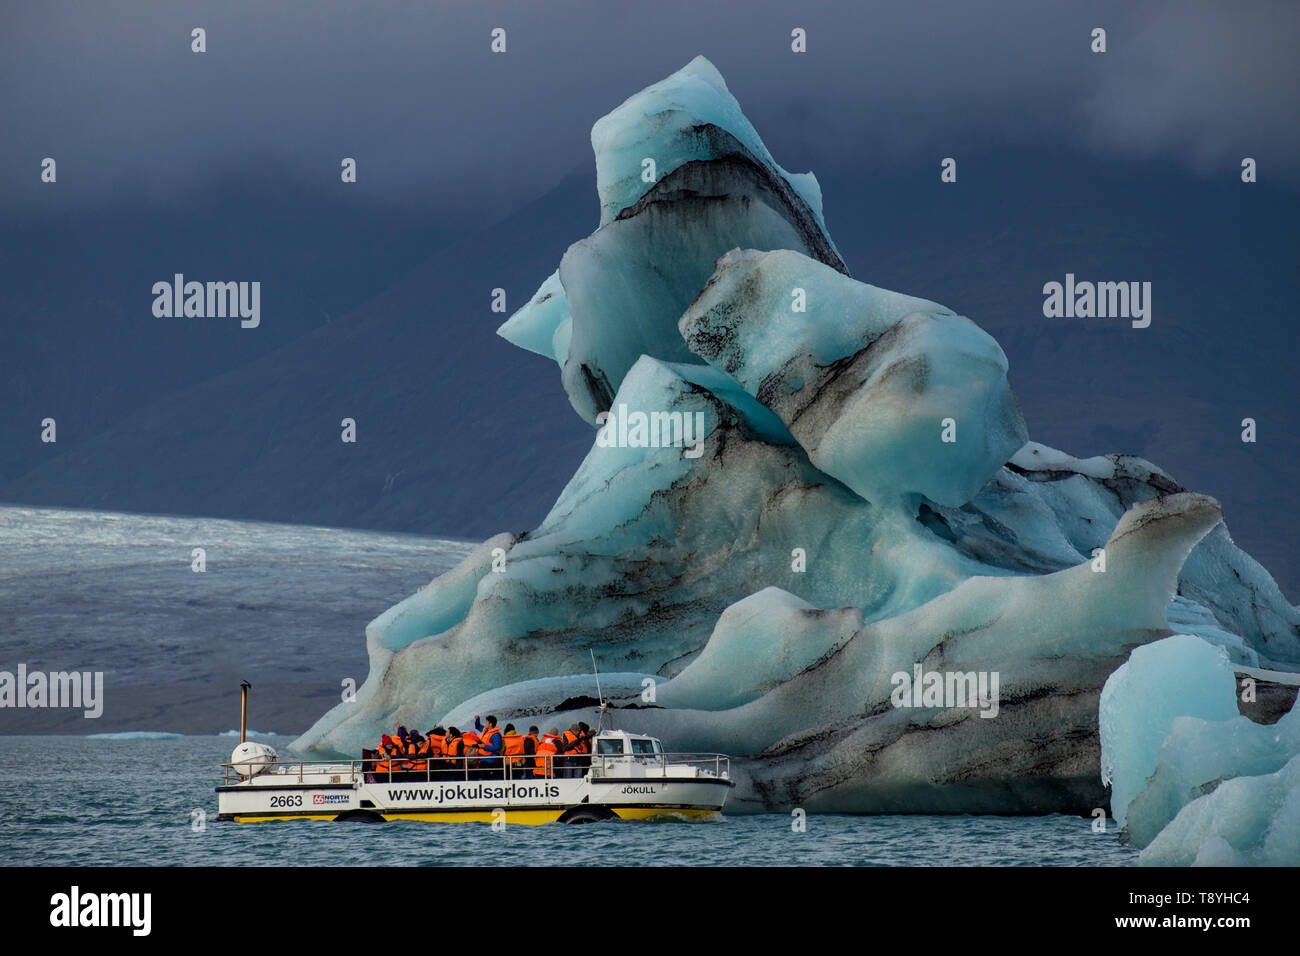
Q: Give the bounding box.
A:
[393,738,412,771]
[427,734,445,758]
[502,732,525,766]
[407,738,429,772]
[535,735,559,777]
[445,736,464,764]
[477,725,502,756]
[562,730,578,752]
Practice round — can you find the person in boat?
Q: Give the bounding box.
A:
[427,726,448,775]
[373,734,394,776]
[377,732,408,778]
[425,727,446,762]
[524,726,540,778]
[500,723,536,778]
[535,728,562,778]
[461,728,481,771]
[443,727,466,776]
[474,714,504,778]
[404,730,429,779]
[557,723,586,777]
[574,722,594,774]
[397,729,417,778]
[387,726,409,775]
[553,727,571,778]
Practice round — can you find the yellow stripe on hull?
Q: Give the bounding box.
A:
[610,807,721,821]
[381,809,566,824]
[233,806,722,825]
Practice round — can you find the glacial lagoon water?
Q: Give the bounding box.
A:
[0,736,1137,866]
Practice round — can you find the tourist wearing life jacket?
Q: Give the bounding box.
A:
[382,727,404,776]
[374,734,395,775]
[574,722,594,773]
[390,731,412,774]
[430,728,446,774]
[474,714,504,777]
[559,725,582,778]
[377,733,408,776]
[522,726,540,778]
[406,731,429,776]
[500,724,526,776]
[444,728,465,776]
[425,727,446,760]
[457,733,478,780]
[534,729,561,779]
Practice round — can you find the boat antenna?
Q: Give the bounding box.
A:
[590,649,609,733]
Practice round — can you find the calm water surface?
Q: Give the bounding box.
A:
[0,737,1136,866]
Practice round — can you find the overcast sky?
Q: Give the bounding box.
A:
[2,0,1298,596]
[4,0,1297,223]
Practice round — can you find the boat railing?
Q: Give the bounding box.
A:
[587,752,730,779]
[222,760,367,785]
[222,750,730,785]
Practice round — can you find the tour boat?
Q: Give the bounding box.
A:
[216,684,732,824]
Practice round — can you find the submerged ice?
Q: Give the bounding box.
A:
[295,57,1300,861]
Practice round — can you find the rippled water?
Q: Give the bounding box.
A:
[0,736,1137,866]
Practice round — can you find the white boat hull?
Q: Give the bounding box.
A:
[218,766,731,824]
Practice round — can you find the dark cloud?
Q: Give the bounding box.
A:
[3,0,1296,219]
[1077,1,1300,173]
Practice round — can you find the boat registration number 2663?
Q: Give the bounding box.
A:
[269,794,303,808]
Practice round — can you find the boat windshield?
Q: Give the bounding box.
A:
[596,738,624,755]
[630,738,657,755]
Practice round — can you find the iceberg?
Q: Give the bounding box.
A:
[1099,634,1241,830]
[501,57,847,424]
[440,491,1224,814]
[1100,633,1300,863]
[1139,754,1300,866]
[680,248,1027,507]
[294,58,1300,857]
[589,55,836,245]
[497,270,568,364]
